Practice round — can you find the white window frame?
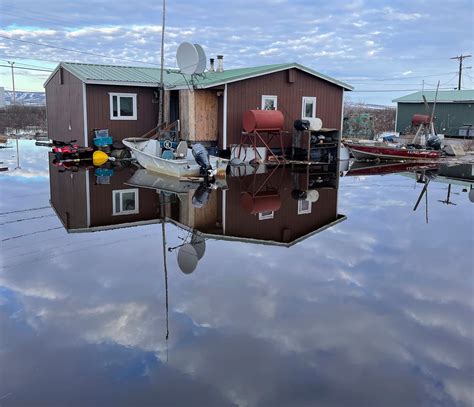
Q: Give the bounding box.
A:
[302,96,316,119]
[109,93,137,120]
[258,211,274,220]
[261,95,278,110]
[112,188,139,215]
[297,199,312,215]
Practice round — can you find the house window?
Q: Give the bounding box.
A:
[297,199,312,215]
[109,93,137,120]
[302,96,316,119]
[113,189,139,215]
[258,211,274,220]
[261,95,277,110]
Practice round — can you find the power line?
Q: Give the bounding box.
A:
[0,58,55,70]
[345,71,459,82]
[0,4,108,28]
[0,35,162,66]
[0,64,53,72]
[450,54,472,90]
[0,206,51,215]
[0,54,60,63]
[1,227,62,242]
[352,87,456,92]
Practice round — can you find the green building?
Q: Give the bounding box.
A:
[393,90,474,136]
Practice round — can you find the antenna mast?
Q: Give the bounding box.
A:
[158,0,166,125]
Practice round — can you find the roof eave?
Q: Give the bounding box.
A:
[193,63,353,91]
[43,63,62,88]
[83,79,160,87]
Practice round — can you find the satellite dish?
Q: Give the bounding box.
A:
[177,244,198,274]
[194,44,207,74]
[469,188,474,203]
[306,190,320,203]
[191,233,206,260]
[176,42,200,75]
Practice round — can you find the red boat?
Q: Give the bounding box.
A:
[344,142,441,161]
[346,161,439,177]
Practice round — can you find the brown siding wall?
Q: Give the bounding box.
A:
[224,169,338,243]
[224,68,343,148]
[49,154,88,229]
[86,85,159,144]
[89,167,161,228]
[45,68,84,144]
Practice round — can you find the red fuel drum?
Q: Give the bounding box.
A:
[242,110,285,132]
[411,114,432,126]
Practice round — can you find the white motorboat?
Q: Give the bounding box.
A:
[122,138,228,178]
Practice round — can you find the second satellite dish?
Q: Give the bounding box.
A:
[176,42,207,75]
[177,244,198,274]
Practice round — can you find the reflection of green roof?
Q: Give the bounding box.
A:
[393,90,474,103]
[46,61,353,90]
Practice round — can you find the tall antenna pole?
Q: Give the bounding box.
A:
[8,61,16,105]
[158,0,166,126]
[450,54,472,90]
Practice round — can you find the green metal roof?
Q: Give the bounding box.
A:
[393,90,474,103]
[49,61,352,90]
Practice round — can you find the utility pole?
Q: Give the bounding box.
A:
[450,54,472,90]
[8,61,16,105]
[158,0,166,127]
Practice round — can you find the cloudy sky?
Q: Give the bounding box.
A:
[0,0,473,104]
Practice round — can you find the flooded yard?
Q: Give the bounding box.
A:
[1,140,473,406]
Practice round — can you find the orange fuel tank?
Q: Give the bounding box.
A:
[242,110,284,132]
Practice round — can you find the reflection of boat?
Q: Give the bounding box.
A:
[123,138,228,178]
[346,161,439,177]
[344,141,441,161]
[126,169,200,195]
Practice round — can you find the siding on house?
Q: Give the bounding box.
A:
[396,102,474,136]
[49,155,88,229]
[85,85,159,145]
[223,68,344,148]
[49,157,164,231]
[223,169,339,243]
[45,68,85,143]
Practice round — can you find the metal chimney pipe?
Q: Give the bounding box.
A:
[209,58,215,72]
[217,55,224,72]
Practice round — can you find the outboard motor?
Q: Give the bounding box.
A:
[192,144,212,177]
[426,134,442,150]
[192,183,211,208]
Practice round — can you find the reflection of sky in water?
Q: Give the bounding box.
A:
[0,143,473,406]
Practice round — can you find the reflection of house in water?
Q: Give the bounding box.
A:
[49,155,345,246]
[175,165,345,246]
[49,154,164,231]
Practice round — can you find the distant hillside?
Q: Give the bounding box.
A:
[4,90,46,106]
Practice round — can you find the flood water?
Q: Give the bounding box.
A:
[1,140,473,407]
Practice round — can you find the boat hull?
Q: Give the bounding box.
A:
[123,138,228,178]
[346,161,439,177]
[344,142,441,161]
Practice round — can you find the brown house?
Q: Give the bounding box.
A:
[44,62,352,151]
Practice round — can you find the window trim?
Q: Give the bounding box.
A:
[301,96,316,119]
[261,95,278,110]
[297,199,312,215]
[109,92,137,120]
[112,188,139,215]
[258,211,274,220]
